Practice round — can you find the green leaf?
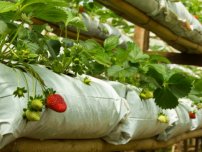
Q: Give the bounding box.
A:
[22,0,67,9]
[0,20,8,34]
[0,1,17,13]
[114,48,130,65]
[47,39,61,56]
[25,41,40,53]
[154,87,178,109]
[190,78,202,96]
[168,73,192,98]
[84,39,100,49]
[107,65,137,78]
[0,12,16,22]
[23,4,68,23]
[128,42,149,63]
[146,64,166,86]
[62,38,74,48]
[104,35,119,51]
[149,54,170,64]
[82,39,101,54]
[68,16,87,31]
[129,52,149,63]
[92,52,111,67]
[107,65,123,77]
[188,94,201,104]
[119,67,137,78]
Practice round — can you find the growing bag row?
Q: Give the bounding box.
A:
[0,63,201,149]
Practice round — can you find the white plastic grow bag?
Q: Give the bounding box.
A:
[104,82,170,144]
[158,98,192,140]
[194,109,202,130]
[0,63,129,149]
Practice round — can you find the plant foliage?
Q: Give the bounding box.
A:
[0,0,202,110]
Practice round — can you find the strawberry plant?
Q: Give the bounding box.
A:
[0,0,202,115]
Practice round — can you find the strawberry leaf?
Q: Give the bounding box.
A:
[23,4,68,23]
[114,48,130,65]
[190,78,202,96]
[0,1,17,13]
[168,73,192,98]
[22,0,67,8]
[154,87,178,109]
[107,65,137,78]
[146,64,166,86]
[92,52,111,67]
[104,35,119,51]
[68,17,87,31]
[0,20,8,34]
[82,39,102,55]
[107,65,123,77]
[149,54,170,64]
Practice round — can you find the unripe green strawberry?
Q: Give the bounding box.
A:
[74,58,80,64]
[197,103,202,109]
[83,77,91,85]
[31,99,43,111]
[25,110,41,121]
[158,114,169,123]
[140,90,153,100]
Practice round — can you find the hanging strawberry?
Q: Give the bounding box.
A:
[24,109,41,121]
[157,113,169,123]
[30,96,44,111]
[45,88,67,113]
[189,111,196,119]
[83,76,91,85]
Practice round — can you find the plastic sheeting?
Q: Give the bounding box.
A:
[125,0,202,53]
[1,63,202,148]
[105,82,170,144]
[158,101,192,140]
[68,13,132,44]
[0,63,129,149]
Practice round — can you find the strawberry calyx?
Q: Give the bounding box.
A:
[13,87,27,98]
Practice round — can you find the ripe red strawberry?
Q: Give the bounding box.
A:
[189,111,196,119]
[78,5,85,13]
[46,94,67,112]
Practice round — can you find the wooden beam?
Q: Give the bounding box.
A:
[148,52,202,66]
[2,129,202,152]
[134,26,150,51]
